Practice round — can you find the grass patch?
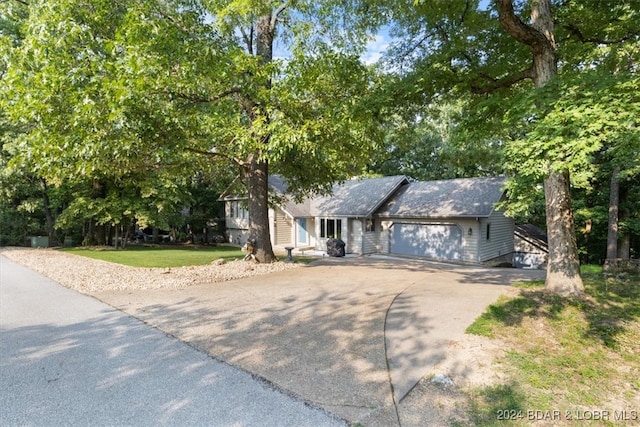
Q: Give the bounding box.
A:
[63,245,245,268]
[581,264,603,275]
[466,272,640,425]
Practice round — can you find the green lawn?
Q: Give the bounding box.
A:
[465,270,640,426]
[63,245,245,268]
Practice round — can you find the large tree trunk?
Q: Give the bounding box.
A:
[245,157,275,262]
[606,167,620,260]
[498,0,584,295]
[532,1,584,295]
[244,12,276,263]
[39,178,55,247]
[544,172,583,296]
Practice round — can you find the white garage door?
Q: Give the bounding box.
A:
[390,223,462,260]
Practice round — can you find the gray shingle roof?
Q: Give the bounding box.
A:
[267,175,313,217]
[269,175,409,218]
[376,176,507,218]
[310,176,409,217]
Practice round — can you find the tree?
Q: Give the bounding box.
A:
[380,0,640,296]
[369,99,505,180]
[495,0,584,296]
[606,167,621,260]
[1,0,386,261]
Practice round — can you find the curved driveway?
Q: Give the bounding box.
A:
[93,255,545,425]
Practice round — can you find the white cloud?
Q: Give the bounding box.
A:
[361,29,392,65]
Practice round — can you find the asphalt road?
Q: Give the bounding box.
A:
[0,255,345,427]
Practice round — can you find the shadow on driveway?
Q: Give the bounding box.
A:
[95,256,545,424]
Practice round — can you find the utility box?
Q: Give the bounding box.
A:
[30,236,49,248]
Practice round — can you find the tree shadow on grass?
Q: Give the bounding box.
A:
[466,383,528,426]
[473,273,640,348]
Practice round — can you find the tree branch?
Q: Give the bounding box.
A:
[459,0,471,25]
[154,7,194,36]
[470,67,534,94]
[563,23,640,45]
[240,25,254,54]
[495,0,550,49]
[185,147,245,167]
[271,1,289,31]
[165,87,257,122]
[396,29,438,65]
[1,0,29,6]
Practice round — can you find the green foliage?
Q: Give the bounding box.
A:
[1,0,387,245]
[370,99,505,180]
[504,71,640,188]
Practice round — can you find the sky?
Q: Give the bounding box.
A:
[272,25,394,66]
[361,29,393,65]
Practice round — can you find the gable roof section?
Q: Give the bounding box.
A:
[217,175,245,201]
[266,175,313,218]
[311,175,409,217]
[377,176,507,219]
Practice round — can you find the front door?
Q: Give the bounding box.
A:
[297,218,308,245]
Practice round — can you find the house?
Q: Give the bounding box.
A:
[221,175,515,265]
[308,175,410,255]
[220,174,315,248]
[513,224,548,269]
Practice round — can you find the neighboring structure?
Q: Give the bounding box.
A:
[221,175,515,265]
[513,224,548,269]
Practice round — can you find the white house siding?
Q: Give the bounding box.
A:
[479,211,515,262]
[378,220,392,253]
[457,218,480,263]
[225,201,249,244]
[274,209,293,246]
[362,232,378,254]
[348,219,362,253]
[225,202,249,231]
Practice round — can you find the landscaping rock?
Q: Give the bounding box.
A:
[0,248,301,293]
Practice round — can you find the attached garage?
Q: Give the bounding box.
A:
[377,177,514,265]
[390,223,462,261]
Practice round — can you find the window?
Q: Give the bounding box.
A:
[230,201,248,219]
[486,223,491,240]
[366,219,375,232]
[320,218,342,239]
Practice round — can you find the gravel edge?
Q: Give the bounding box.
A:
[0,247,302,293]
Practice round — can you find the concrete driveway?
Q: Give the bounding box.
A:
[95,256,545,425]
